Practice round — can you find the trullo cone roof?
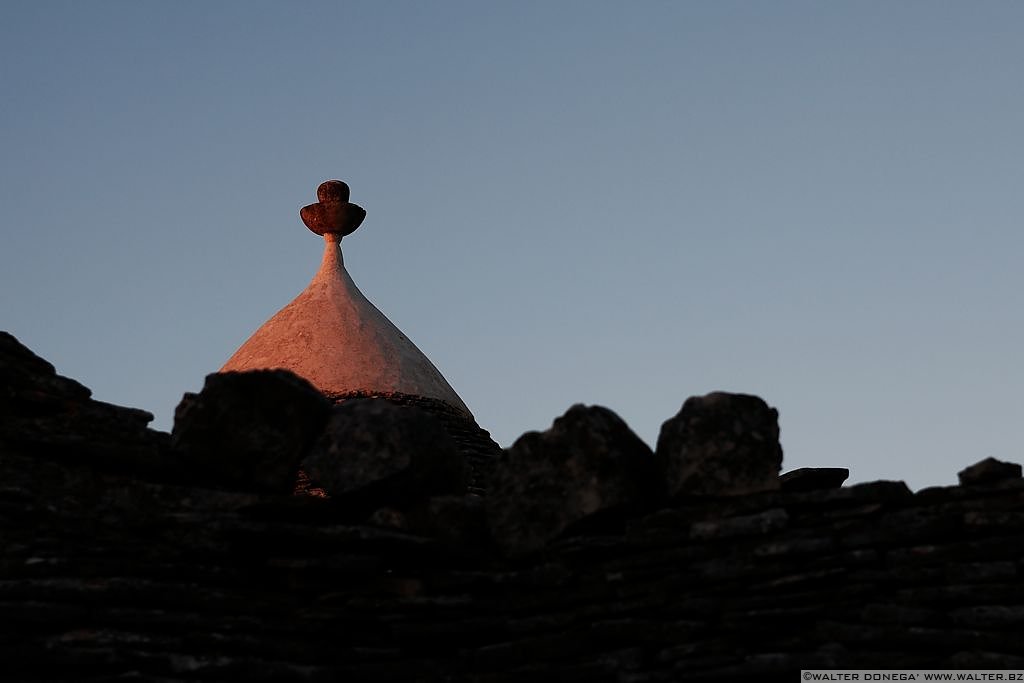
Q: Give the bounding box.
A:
[219,180,472,418]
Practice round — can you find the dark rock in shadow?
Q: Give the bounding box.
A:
[657,391,783,498]
[301,399,466,512]
[0,331,171,477]
[487,404,659,557]
[9,329,1024,677]
[780,467,850,492]
[958,457,1023,487]
[0,331,91,412]
[170,370,331,494]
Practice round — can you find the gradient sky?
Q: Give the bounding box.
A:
[3,1,1022,489]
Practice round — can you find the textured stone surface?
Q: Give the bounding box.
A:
[407,494,490,548]
[780,467,850,492]
[7,427,1024,680]
[329,391,500,494]
[170,370,331,494]
[958,457,1023,486]
[656,392,783,497]
[487,404,659,556]
[301,399,466,508]
[8,333,1024,680]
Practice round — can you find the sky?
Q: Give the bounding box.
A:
[2,1,1022,490]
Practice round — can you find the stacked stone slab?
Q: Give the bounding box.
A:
[326,391,500,495]
[6,333,1024,680]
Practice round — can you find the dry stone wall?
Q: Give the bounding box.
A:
[2,330,1024,681]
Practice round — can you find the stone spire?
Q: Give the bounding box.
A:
[220,180,472,417]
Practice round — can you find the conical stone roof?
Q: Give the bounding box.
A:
[220,180,471,418]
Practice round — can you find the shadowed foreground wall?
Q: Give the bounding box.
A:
[3,331,1024,681]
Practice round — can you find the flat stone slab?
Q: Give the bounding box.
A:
[780,467,850,492]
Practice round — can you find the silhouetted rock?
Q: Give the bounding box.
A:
[415,494,490,548]
[370,494,490,548]
[170,370,331,494]
[657,392,783,497]
[330,390,500,495]
[301,399,466,508]
[780,467,850,492]
[10,330,1024,679]
[0,331,91,412]
[0,331,168,475]
[367,505,409,530]
[487,404,659,556]
[958,457,1023,486]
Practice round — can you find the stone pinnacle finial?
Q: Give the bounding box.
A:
[300,180,366,237]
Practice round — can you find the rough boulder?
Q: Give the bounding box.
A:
[171,370,331,494]
[657,391,783,497]
[487,404,659,556]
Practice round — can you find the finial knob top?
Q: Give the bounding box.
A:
[317,180,350,204]
[301,179,366,237]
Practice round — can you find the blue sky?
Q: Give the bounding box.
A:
[2,1,1022,489]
